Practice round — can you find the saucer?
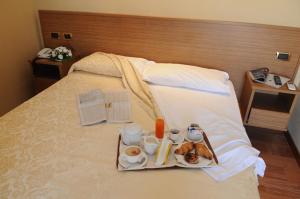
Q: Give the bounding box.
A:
[184,130,204,143]
[168,133,184,145]
[118,151,148,169]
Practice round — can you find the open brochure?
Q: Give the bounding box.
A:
[78,89,132,125]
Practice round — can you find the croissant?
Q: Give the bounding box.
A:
[175,142,193,155]
[194,143,213,160]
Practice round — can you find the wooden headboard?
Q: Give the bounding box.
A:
[39,10,300,98]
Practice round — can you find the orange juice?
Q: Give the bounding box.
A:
[155,118,164,139]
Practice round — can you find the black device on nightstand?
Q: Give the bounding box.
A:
[273,75,282,86]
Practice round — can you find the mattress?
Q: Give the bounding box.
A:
[0,72,260,199]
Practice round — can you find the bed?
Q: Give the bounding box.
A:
[0,53,262,199]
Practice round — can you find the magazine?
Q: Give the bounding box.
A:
[77,89,132,126]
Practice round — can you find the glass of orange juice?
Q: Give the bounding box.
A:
[155,118,165,139]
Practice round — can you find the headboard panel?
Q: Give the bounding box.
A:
[39,10,300,98]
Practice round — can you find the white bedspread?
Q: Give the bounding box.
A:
[149,82,266,181]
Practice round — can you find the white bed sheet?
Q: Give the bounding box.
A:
[149,82,265,181]
[149,82,248,145]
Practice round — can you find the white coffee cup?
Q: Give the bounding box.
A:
[121,146,143,164]
[169,129,180,141]
[143,136,159,155]
[187,127,203,141]
[121,123,143,145]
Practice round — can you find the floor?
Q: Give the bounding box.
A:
[246,126,300,199]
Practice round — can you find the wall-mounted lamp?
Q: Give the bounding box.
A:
[276,52,289,61]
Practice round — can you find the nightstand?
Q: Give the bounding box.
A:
[240,72,299,131]
[32,58,78,93]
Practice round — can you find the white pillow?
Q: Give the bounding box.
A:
[142,63,230,94]
[71,52,122,77]
[127,56,155,75]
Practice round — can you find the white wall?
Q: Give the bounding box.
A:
[289,81,300,153]
[289,102,300,153]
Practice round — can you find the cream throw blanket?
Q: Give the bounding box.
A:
[69,52,164,120]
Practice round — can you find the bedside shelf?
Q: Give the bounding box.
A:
[32,57,79,93]
[240,72,299,131]
[252,92,295,113]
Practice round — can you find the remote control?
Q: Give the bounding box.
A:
[287,82,296,91]
[273,75,282,86]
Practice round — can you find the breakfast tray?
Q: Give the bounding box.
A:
[116,132,218,171]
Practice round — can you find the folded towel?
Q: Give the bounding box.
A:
[203,144,266,181]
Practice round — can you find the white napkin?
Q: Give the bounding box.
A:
[203,144,266,181]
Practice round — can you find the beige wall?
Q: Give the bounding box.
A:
[0,0,40,116]
[35,0,300,28]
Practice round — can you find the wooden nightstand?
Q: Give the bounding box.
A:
[32,58,79,93]
[240,72,299,131]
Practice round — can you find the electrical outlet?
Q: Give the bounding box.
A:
[63,33,72,40]
[51,32,60,39]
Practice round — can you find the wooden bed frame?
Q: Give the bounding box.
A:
[39,10,300,98]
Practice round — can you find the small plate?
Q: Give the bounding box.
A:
[118,151,148,169]
[174,143,213,168]
[168,133,184,145]
[184,130,204,143]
